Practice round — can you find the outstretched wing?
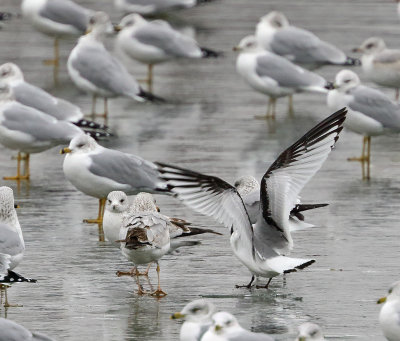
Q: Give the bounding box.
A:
[257,108,346,250]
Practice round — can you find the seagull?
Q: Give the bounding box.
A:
[0,186,37,307]
[378,281,400,341]
[60,134,169,225]
[171,299,217,341]
[201,311,274,341]
[327,69,400,180]
[0,62,109,134]
[0,84,95,181]
[0,318,54,341]
[353,37,400,101]
[114,0,196,15]
[157,108,346,288]
[115,14,220,92]
[21,0,93,84]
[295,322,326,341]
[116,192,171,297]
[67,11,163,118]
[234,35,329,119]
[255,11,359,70]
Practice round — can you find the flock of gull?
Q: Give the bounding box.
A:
[0,0,400,340]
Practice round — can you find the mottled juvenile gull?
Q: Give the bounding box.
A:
[378,281,400,341]
[115,0,196,15]
[115,14,220,91]
[201,311,274,341]
[327,69,400,180]
[68,12,162,118]
[353,37,400,100]
[21,0,93,84]
[0,318,54,341]
[116,193,171,296]
[256,11,359,70]
[234,35,329,119]
[157,108,346,289]
[296,322,326,341]
[171,299,217,341]
[61,135,169,224]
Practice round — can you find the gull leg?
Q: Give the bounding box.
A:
[256,277,273,289]
[83,198,106,224]
[103,98,108,119]
[43,38,60,85]
[151,262,167,297]
[23,153,30,179]
[366,136,371,180]
[135,269,146,295]
[254,98,276,120]
[347,136,368,162]
[117,266,138,277]
[288,95,294,116]
[4,287,22,308]
[4,153,30,181]
[148,64,154,92]
[235,275,255,289]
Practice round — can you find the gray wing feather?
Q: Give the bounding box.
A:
[0,223,24,258]
[228,330,274,341]
[40,0,90,32]
[271,27,346,65]
[374,50,400,64]
[349,85,400,130]
[12,82,82,121]
[89,149,162,193]
[134,23,200,57]
[255,53,326,88]
[242,190,260,225]
[71,45,140,97]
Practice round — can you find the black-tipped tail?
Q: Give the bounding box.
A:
[138,88,166,103]
[325,81,334,90]
[0,270,37,283]
[283,259,315,274]
[74,119,109,132]
[343,57,361,66]
[290,203,328,221]
[200,47,223,58]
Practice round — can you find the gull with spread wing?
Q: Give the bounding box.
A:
[157,108,346,288]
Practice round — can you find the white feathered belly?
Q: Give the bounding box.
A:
[121,243,170,265]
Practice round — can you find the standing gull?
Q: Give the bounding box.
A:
[234,35,329,119]
[327,69,400,180]
[115,14,220,92]
[114,0,196,15]
[21,0,93,84]
[117,192,171,296]
[201,311,274,341]
[353,37,400,100]
[0,62,109,133]
[68,12,162,118]
[295,323,326,341]
[0,318,54,341]
[157,108,346,288]
[378,281,400,341]
[171,299,217,341]
[0,84,92,181]
[0,187,36,308]
[256,11,359,70]
[61,134,169,224]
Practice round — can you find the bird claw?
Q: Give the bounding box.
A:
[151,289,167,297]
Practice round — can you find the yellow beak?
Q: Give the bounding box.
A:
[377,296,387,304]
[85,28,92,35]
[60,147,71,154]
[298,337,306,341]
[14,204,20,209]
[232,46,241,52]
[170,312,185,320]
[352,47,363,53]
[114,24,122,32]
[215,325,222,332]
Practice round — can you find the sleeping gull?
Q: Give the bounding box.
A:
[114,0,196,15]
[68,12,162,118]
[0,84,93,181]
[234,35,329,119]
[201,311,274,341]
[0,187,36,307]
[21,0,93,84]
[327,69,400,180]
[296,322,326,341]
[115,14,220,92]
[171,299,217,341]
[157,108,346,288]
[0,318,54,341]
[116,192,171,296]
[60,134,169,224]
[378,281,400,341]
[353,37,400,100]
[256,11,359,70]
[0,62,109,133]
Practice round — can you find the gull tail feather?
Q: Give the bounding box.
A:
[201,47,223,58]
[0,270,37,283]
[137,88,166,103]
[267,256,315,275]
[168,240,201,253]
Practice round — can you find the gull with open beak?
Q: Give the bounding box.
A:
[378,281,400,341]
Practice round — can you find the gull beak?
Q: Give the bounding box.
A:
[60,147,72,154]
[232,46,241,52]
[85,27,93,35]
[377,296,387,304]
[156,206,160,212]
[14,204,20,209]
[352,47,363,53]
[170,312,185,320]
[114,24,122,32]
[215,325,222,332]
[298,337,306,341]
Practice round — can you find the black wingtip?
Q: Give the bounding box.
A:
[74,119,110,132]
[325,81,334,90]
[139,88,166,103]
[0,270,37,283]
[283,259,315,274]
[84,130,113,141]
[200,47,223,58]
[344,57,361,66]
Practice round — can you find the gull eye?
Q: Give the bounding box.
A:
[89,17,95,25]
[310,330,318,336]
[344,79,351,83]
[77,143,85,148]
[389,288,393,294]
[108,199,111,204]
[191,307,201,313]
[120,199,125,203]
[366,43,374,49]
